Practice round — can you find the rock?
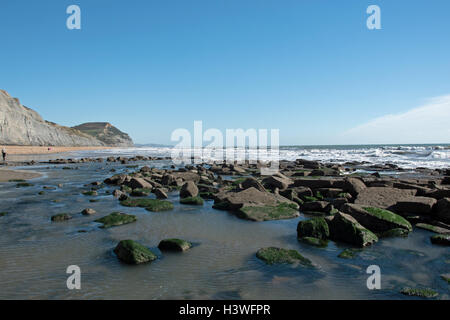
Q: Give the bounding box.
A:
[297,217,330,240]
[301,201,333,214]
[400,287,438,298]
[81,208,96,215]
[158,239,192,252]
[154,188,169,199]
[127,177,153,190]
[342,203,412,233]
[130,188,152,197]
[161,174,176,186]
[237,203,299,221]
[424,188,450,200]
[378,228,410,238]
[430,234,450,246]
[179,196,204,205]
[241,177,266,192]
[113,189,125,198]
[355,187,417,209]
[294,179,335,189]
[262,175,293,191]
[394,197,437,215]
[256,247,312,266]
[82,190,98,196]
[338,248,360,259]
[299,237,328,247]
[171,172,200,183]
[441,274,450,284]
[415,223,450,235]
[114,240,157,264]
[94,212,136,228]
[328,212,378,247]
[343,177,366,196]
[433,197,450,224]
[180,181,199,198]
[213,187,298,212]
[51,213,72,222]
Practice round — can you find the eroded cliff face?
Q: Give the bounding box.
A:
[72,122,134,147]
[0,90,133,147]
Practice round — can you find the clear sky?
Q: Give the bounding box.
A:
[1,0,450,145]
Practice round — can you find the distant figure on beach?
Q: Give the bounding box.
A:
[2,148,6,162]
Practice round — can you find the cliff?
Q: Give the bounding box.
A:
[0,89,132,147]
[72,122,134,147]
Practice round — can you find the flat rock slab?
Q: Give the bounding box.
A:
[355,187,417,209]
[394,196,437,215]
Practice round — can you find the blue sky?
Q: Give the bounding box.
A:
[1,0,450,145]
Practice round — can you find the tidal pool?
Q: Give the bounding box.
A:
[0,160,448,299]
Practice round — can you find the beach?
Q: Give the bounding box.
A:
[0,145,114,155]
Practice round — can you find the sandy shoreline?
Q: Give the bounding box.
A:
[0,169,42,182]
[0,145,114,155]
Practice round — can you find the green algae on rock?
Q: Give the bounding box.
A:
[51,213,72,222]
[82,190,98,196]
[120,198,174,212]
[400,287,438,298]
[95,212,136,228]
[114,240,157,264]
[237,203,299,222]
[328,212,378,247]
[256,247,312,266]
[158,238,192,252]
[180,196,204,205]
[297,217,330,240]
[378,228,410,238]
[430,234,450,246]
[299,236,328,247]
[338,248,360,259]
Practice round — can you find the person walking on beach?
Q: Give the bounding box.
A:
[1,148,6,162]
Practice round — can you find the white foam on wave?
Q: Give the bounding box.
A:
[72,145,450,169]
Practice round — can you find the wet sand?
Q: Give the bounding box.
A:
[0,145,113,155]
[0,169,42,182]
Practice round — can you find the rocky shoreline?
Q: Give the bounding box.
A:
[1,156,449,298]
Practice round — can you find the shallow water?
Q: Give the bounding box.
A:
[0,160,448,300]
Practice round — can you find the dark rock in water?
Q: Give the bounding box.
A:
[82,190,98,196]
[415,223,450,235]
[114,240,157,264]
[441,274,450,284]
[342,203,412,233]
[130,188,152,197]
[297,217,330,240]
[112,189,124,198]
[355,187,416,209]
[154,188,168,199]
[343,177,366,196]
[433,197,450,224]
[430,234,450,246]
[51,213,72,222]
[158,239,192,252]
[81,208,96,215]
[328,212,378,247]
[180,196,204,205]
[241,177,266,192]
[394,196,437,215]
[299,237,328,247]
[237,203,299,222]
[95,212,136,228]
[256,247,312,266]
[400,287,438,298]
[16,182,33,188]
[378,228,410,238]
[338,248,360,259]
[180,181,199,198]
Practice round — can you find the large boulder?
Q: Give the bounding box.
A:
[180,181,199,198]
[343,177,366,196]
[394,197,437,215]
[342,203,412,233]
[328,212,378,247]
[114,240,157,264]
[171,172,200,183]
[127,177,153,190]
[241,177,266,192]
[263,175,293,191]
[355,187,417,209]
[297,217,330,240]
[433,198,450,224]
